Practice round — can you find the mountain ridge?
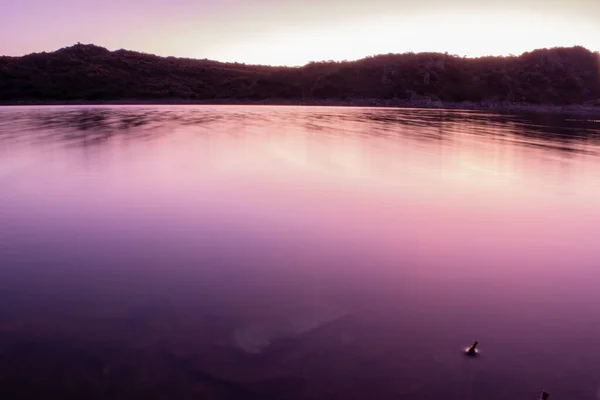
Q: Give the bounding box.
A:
[1,43,599,107]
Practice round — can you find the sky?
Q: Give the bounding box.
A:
[1,0,599,66]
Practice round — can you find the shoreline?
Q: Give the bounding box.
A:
[2,98,600,116]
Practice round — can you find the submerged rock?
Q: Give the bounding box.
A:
[232,306,347,354]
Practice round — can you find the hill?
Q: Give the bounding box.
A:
[1,43,600,107]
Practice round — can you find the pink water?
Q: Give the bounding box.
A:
[1,106,600,399]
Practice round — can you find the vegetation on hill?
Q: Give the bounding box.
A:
[1,44,599,105]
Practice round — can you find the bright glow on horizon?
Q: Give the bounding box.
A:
[1,0,599,66]
[210,12,600,66]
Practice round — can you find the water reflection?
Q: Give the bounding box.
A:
[2,106,599,152]
[1,106,600,400]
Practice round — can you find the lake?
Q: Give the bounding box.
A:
[1,105,600,400]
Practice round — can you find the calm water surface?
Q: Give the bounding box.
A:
[1,106,600,399]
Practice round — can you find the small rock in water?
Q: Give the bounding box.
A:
[540,390,550,400]
[465,340,479,356]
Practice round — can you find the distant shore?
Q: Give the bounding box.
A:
[4,44,599,115]
[2,98,600,116]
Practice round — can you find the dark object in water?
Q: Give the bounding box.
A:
[540,390,550,400]
[465,340,479,356]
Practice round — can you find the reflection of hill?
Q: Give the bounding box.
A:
[1,44,599,106]
[4,106,599,157]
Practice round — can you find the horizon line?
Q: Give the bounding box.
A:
[3,42,599,68]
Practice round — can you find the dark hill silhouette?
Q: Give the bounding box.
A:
[1,43,599,107]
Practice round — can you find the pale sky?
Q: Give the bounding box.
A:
[1,0,599,65]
